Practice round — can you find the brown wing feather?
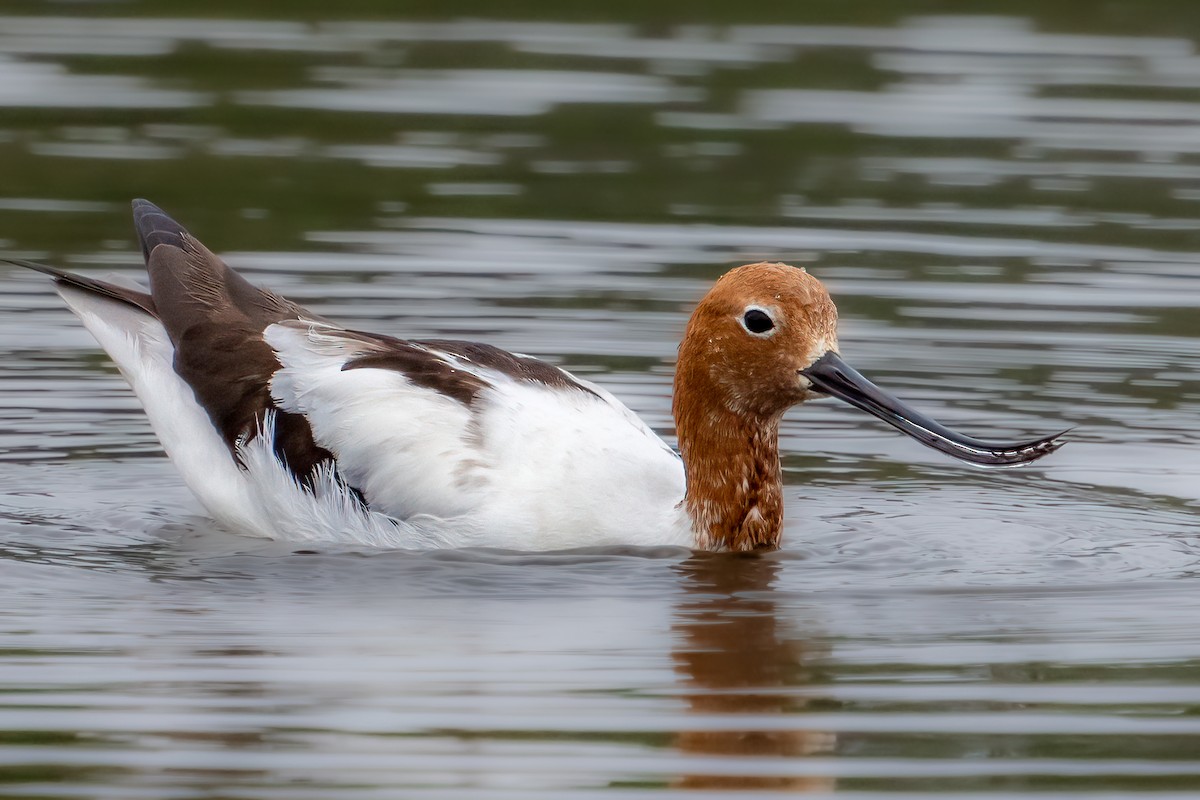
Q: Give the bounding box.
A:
[3,257,156,316]
[132,200,333,481]
[339,329,599,406]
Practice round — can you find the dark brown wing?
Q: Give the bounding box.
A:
[134,198,311,344]
[418,339,600,400]
[339,328,599,407]
[131,199,332,480]
[3,257,156,316]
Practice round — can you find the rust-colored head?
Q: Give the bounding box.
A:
[675,262,839,420]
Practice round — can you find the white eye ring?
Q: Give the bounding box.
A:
[740,305,777,337]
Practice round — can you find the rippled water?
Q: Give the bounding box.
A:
[2,5,1200,797]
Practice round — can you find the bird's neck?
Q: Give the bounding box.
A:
[673,374,785,552]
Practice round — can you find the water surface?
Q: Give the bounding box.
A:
[1,5,1200,797]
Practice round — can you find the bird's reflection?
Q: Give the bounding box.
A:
[671,553,835,791]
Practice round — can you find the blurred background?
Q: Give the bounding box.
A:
[2,2,1200,798]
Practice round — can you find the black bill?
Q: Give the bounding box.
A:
[800,352,1067,467]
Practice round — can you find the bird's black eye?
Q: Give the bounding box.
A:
[742,308,775,335]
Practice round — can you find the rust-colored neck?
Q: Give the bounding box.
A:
[668,261,841,551]
[673,365,785,552]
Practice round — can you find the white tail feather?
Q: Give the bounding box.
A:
[56,284,271,535]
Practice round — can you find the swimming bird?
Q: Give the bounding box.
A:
[8,200,1065,551]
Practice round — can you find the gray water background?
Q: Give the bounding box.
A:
[1,4,1200,796]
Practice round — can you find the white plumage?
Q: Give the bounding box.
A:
[57,283,691,549]
[264,320,691,549]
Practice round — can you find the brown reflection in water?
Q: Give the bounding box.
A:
[671,553,834,791]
